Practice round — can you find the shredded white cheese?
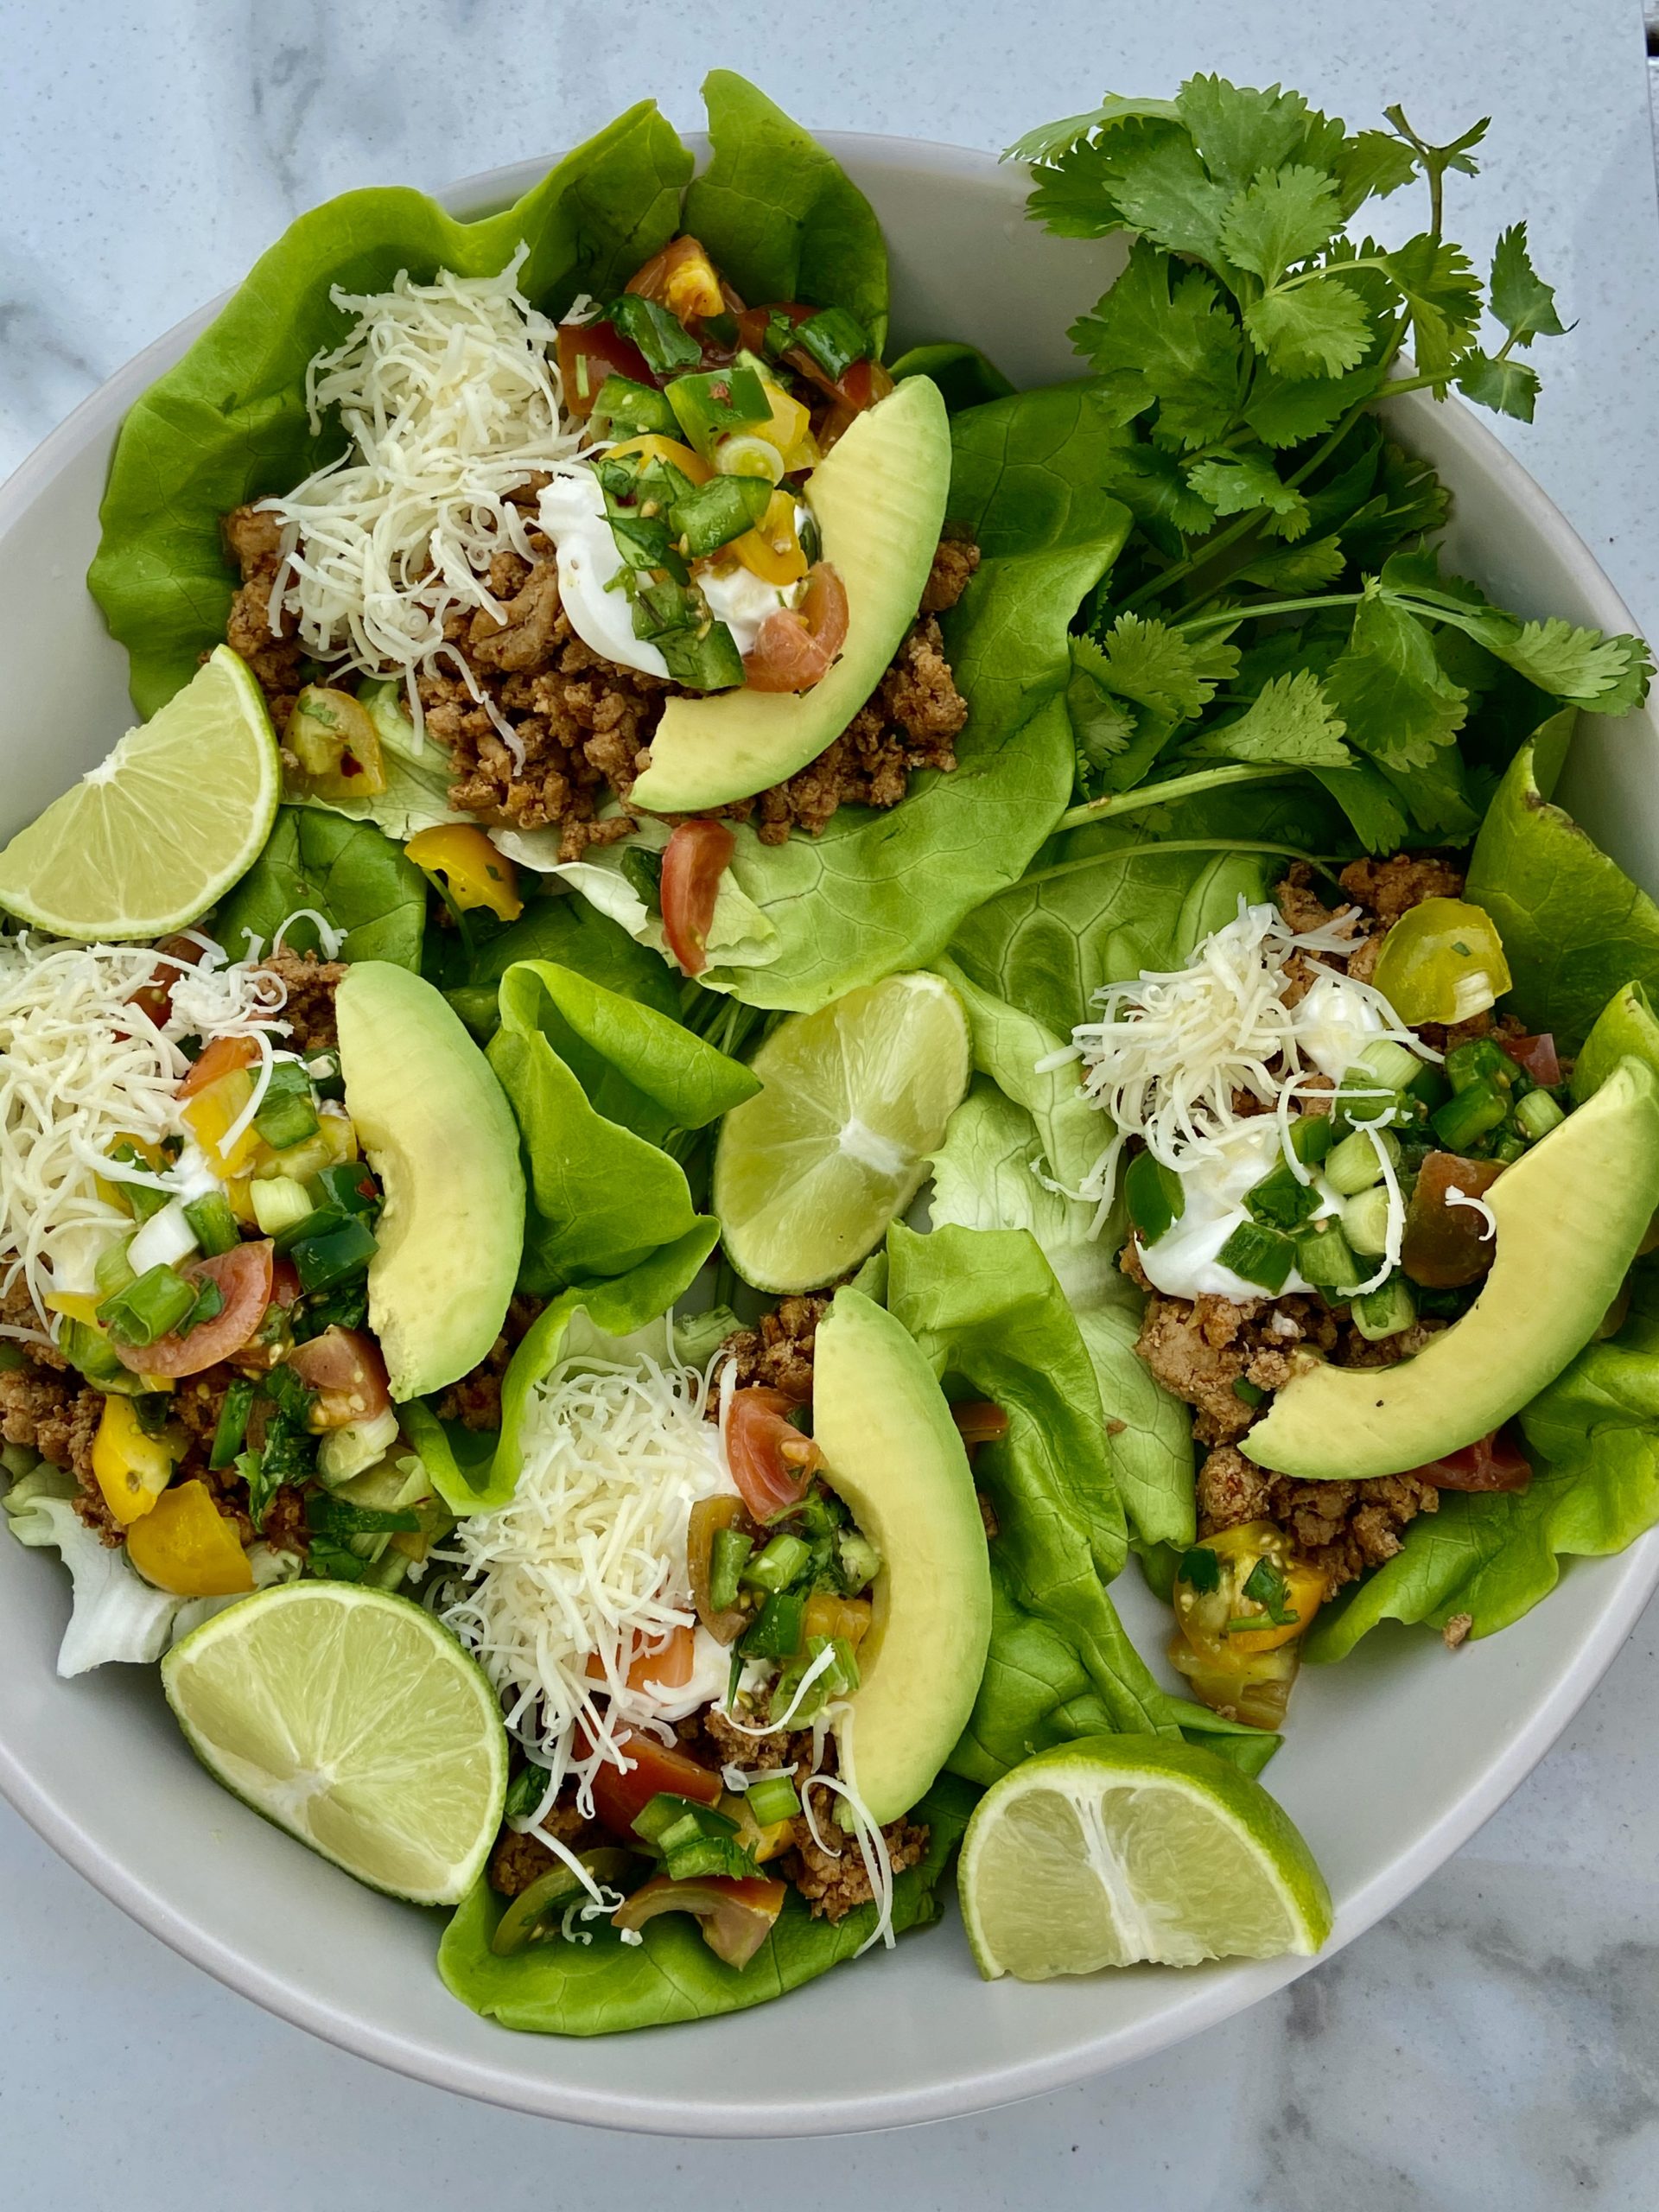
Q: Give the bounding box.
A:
[0,932,294,1336]
[1444,1182,1498,1242]
[435,1349,734,1819]
[260,247,594,762]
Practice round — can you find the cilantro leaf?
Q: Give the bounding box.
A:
[1188,669,1350,766]
[1376,747,1481,837]
[1329,129,1419,218]
[1067,635,1138,783]
[1236,535,1348,592]
[1455,351,1542,423]
[1174,75,1319,190]
[1026,146,1131,238]
[1384,107,1490,185]
[1244,276,1372,377]
[1186,450,1310,539]
[1006,94,1182,167]
[1312,760,1410,853]
[1086,612,1240,722]
[1095,432,1220,543]
[1095,121,1237,268]
[1323,588,1469,769]
[1178,1543,1223,1593]
[1243,365,1379,448]
[1488,221,1566,345]
[1492,620,1654,715]
[1383,233,1482,382]
[1070,241,1244,448]
[1221,166,1344,283]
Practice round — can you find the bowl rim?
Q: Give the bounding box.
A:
[1,129,1656,2139]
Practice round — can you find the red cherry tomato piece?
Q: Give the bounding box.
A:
[659,820,736,978]
[285,1325,391,1430]
[178,1033,258,1100]
[588,1729,723,1840]
[556,319,655,417]
[1498,1032,1562,1087]
[727,1387,822,1522]
[128,934,205,1031]
[741,563,849,696]
[117,1241,274,1377]
[1411,1428,1532,1492]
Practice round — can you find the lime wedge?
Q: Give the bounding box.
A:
[713,970,970,1293]
[958,1736,1332,1980]
[0,645,280,940]
[162,1583,506,1905]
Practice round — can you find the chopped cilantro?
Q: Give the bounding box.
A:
[1177,1544,1222,1592]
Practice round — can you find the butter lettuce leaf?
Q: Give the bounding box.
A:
[214,806,426,969]
[90,105,692,720]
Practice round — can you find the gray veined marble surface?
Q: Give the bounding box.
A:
[3,3,1659,2207]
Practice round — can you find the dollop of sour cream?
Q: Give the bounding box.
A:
[537,470,670,679]
[1293,970,1387,1081]
[1137,1119,1342,1303]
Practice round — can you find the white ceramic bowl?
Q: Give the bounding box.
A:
[1,137,1655,2139]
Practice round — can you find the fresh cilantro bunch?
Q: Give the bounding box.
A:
[1010,77,1652,847]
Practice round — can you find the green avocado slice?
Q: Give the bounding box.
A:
[811,1287,992,1826]
[626,375,951,815]
[335,962,524,1402]
[1243,1056,1659,1483]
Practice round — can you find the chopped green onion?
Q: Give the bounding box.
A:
[1287,1114,1333,1165]
[1340,1185,1394,1256]
[303,1048,345,1101]
[249,1176,313,1237]
[1294,1215,1363,1294]
[98,1263,196,1348]
[743,1772,802,1827]
[1125,1151,1185,1244]
[792,306,873,381]
[741,1532,810,1595]
[1351,1275,1418,1343]
[1431,1076,1509,1150]
[107,1142,170,1224]
[1444,1037,1514,1095]
[56,1318,127,1388]
[291,1216,378,1293]
[709,1524,753,1614]
[183,1192,240,1255]
[1331,1081,1407,1135]
[209,1376,257,1470]
[1325,1126,1396,1196]
[1243,1158,1323,1232]
[93,1236,137,1303]
[1406,1062,1452,1113]
[741,1590,805,1660]
[1357,1038,1424,1091]
[836,1530,881,1594]
[1216,1220,1297,1294]
[1516,1090,1566,1142]
[1491,1130,1528,1164]
[607,295,702,375]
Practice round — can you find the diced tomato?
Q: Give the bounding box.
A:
[1499,1032,1562,1087]
[1400,1153,1506,1289]
[741,563,849,695]
[127,934,205,1031]
[727,1387,821,1522]
[116,1242,274,1377]
[178,1033,258,1100]
[830,356,894,412]
[628,1623,696,1693]
[659,820,735,978]
[950,1401,1010,1447]
[270,1258,302,1309]
[556,317,655,416]
[611,1873,787,1969]
[285,1325,391,1430]
[1411,1428,1532,1492]
[588,1730,723,1840]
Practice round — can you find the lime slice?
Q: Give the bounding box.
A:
[0,645,280,939]
[958,1736,1332,1980]
[162,1583,506,1905]
[713,970,970,1293]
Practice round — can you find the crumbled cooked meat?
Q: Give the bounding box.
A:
[488,1797,599,1897]
[919,537,981,613]
[1131,1279,1340,1446]
[222,504,308,731]
[1338,853,1465,927]
[0,1351,117,1542]
[223,501,978,854]
[1442,1611,1473,1650]
[719,1294,830,1403]
[1274,867,1354,938]
[435,1295,546,1431]
[0,1271,60,1363]
[258,948,347,1052]
[977,1490,1000,1541]
[786,1815,930,1921]
[1196,1442,1440,1594]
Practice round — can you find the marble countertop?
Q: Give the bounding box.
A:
[3,3,1659,2205]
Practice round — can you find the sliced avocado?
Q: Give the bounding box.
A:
[626,376,951,814]
[335,962,524,1402]
[1573,982,1659,1103]
[1243,1058,1659,1482]
[811,1287,991,1824]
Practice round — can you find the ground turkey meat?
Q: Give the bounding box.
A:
[785,1815,931,1922]
[488,1796,601,1897]
[718,1294,830,1402]
[223,506,978,861]
[259,948,346,1052]
[435,1294,546,1431]
[1195,1442,1440,1594]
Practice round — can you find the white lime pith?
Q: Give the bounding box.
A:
[957,1734,1332,1981]
[162,1581,507,1906]
[713,969,971,1293]
[0,645,281,940]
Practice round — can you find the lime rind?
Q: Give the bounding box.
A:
[957,1734,1332,1982]
[0,645,281,941]
[162,1580,507,1907]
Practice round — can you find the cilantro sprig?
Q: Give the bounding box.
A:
[1010,76,1650,846]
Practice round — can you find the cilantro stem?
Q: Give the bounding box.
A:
[1014,838,1344,893]
[1175,593,1361,635]
[1056,763,1293,832]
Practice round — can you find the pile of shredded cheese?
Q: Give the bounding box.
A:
[0,930,296,1337]
[436,1350,733,1822]
[260,247,593,762]
[1055,899,1436,1218]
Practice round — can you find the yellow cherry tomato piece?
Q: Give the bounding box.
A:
[734,490,809,587]
[181,1067,262,1179]
[404,825,524,923]
[284,686,387,803]
[1371,898,1512,1027]
[605,434,712,486]
[749,377,812,469]
[91,1395,175,1527]
[125,1479,253,1598]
